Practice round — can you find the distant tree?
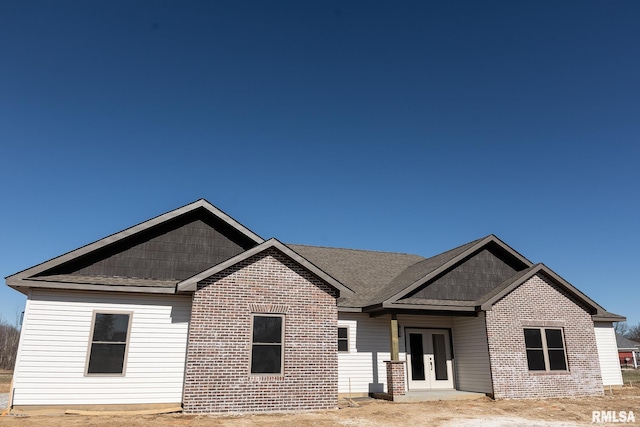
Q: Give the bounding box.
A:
[628,323,640,343]
[0,312,21,370]
[614,322,629,336]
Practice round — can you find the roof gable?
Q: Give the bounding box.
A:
[7,199,264,293]
[177,239,355,298]
[477,263,608,315]
[382,235,532,306]
[400,245,528,302]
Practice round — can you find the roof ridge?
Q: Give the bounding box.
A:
[287,243,424,258]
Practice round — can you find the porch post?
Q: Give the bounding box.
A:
[389,313,399,361]
[385,312,406,399]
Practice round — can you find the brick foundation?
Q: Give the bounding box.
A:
[485,273,604,399]
[385,361,406,398]
[182,248,338,413]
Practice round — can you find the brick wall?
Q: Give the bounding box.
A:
[385,361,406,398]
[485,273,604,399]
[182,247,339,413]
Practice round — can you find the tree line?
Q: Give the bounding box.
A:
[0,314,20,370]
[614,322,640,342]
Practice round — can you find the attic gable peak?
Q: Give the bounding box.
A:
[6,199,264,292]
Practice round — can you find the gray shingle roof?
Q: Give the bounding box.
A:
[289,236,613,317]
[289,237,505,308]
[287,244,424,307]
[374,238,485,303]
[616,334,640,350]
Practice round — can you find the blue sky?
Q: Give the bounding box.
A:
[1,1,638,326]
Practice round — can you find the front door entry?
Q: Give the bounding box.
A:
[405,329,454,390]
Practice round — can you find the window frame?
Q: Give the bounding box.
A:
[524,327,568,372]
[249,313,285,376]
[338,326,350,353]
[85,310,133,376]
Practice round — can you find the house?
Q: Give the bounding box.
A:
[616,334,639,369]
[5,199,626,413]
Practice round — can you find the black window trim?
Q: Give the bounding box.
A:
[338,325,350,353]
[524,327,568,372]
[85,310,133,376]
[249,313,285,376]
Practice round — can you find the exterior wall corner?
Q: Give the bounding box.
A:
[182,248,339,413]
[484,273,603,399]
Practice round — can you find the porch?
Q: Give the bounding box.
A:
[371,389,487,402]
[337,311,494,400]
[383,312,493,401]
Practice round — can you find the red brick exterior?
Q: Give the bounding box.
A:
[485,273,604,399]
[182,248,339,413]
[385,361,406,398]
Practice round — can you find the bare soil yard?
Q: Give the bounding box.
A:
[1,386,638,426]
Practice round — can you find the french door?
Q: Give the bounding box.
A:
[405,328,454,390]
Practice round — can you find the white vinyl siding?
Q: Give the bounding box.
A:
[338,313,492,394]
[452,314,493,393]
[12,289,191,406]
[594,322,624,386]
[338,313,390,394]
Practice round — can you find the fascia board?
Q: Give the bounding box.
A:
[592,314,627,322]
[196,199,264,244]
[8,279,175,294]
[337,306,363,312]
[479,264,607,315]
[382,301,477,312]
[536,264,607,314]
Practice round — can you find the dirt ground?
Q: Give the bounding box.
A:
[0,386,638,427]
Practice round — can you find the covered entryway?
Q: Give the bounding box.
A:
[405,328,454,390]
[380,313,493,401]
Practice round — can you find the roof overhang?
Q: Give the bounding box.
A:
[337,306,363,312]
[363,304,479,318]
[592,313,627,322]
[10,279,176,295]
[176,238,355,298]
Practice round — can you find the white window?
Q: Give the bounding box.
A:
[250,314,284,375]
[86,312,132,375]
[524,328,568,371]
